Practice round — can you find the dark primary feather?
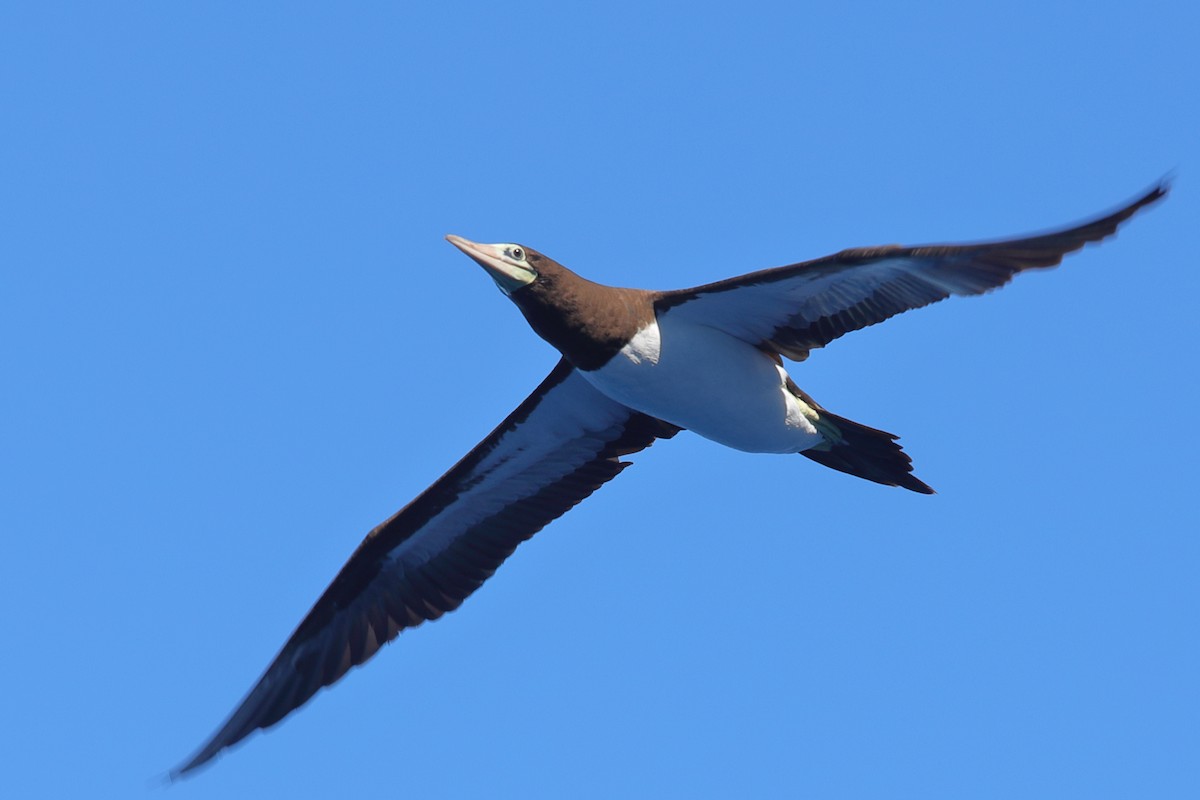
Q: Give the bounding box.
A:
[174,360,678,776]
[656,184,1167,361]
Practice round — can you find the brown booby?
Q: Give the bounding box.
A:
[174,184,1166,776]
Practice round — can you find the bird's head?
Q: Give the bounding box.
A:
[444,235,542,297]
[444,234,642,369]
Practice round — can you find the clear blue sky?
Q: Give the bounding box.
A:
[2,3,1196,798]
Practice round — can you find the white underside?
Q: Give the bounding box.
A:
[579,316,824,454]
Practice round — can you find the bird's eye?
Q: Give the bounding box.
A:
[510,247,525,261]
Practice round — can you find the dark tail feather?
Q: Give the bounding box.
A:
[800,409,935,494]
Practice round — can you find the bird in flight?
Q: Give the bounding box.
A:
[174,184,1166,776]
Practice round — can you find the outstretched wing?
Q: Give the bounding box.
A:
[174,359,680,776]
[655,185,1166,361]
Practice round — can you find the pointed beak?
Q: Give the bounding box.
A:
[444,234,478,253]
[444,235,537,294]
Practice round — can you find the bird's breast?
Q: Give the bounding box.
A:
[579,316,822,454]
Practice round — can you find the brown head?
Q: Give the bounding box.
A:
[445,235,654,371]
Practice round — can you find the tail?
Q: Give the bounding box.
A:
[792,386,934,494]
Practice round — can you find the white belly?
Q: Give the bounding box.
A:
[579,316,823,454]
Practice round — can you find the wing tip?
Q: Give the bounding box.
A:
[1057,177,1170,254]
[170,726,244,780]
[168,751,212,782]
[1123,177,1171,218]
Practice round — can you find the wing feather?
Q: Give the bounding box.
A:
[656,185,1166,360]
[174,359,679,777]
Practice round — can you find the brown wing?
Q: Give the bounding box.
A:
[655,185,1166,361]
[174,359,679,777]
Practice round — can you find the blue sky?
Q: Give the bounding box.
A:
[2,2,1197,798]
